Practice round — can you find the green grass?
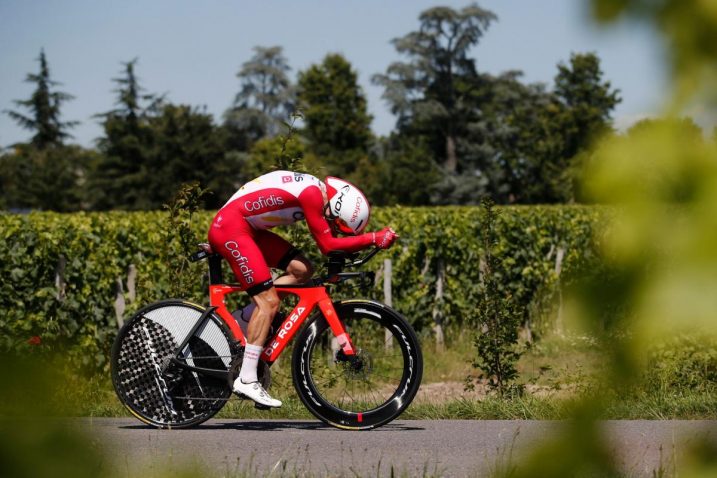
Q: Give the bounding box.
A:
[602,389,717,419]
[31,333,716,421]
[404,396,573,420]
[58,373,716,421]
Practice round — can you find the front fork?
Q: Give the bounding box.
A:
[318,299,356,356]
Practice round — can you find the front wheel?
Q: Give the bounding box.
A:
[292,300,422,430]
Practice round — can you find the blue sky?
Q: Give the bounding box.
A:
[0,0,669,148]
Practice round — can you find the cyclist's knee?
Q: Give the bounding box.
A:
[287,255,314,283]
[253,288,280,316]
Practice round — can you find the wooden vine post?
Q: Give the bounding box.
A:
[54,255,67,301]
[432,258,445,351]
[113,264,137,329]
[554,246,565,334]
[384,258,393,350]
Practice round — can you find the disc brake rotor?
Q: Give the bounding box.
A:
[339,349,373,380]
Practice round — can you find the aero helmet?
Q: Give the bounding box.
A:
[324,177,370,235]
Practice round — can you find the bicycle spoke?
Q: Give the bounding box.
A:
[364,379,383,407]
[363,372,401,383]
[313,372,344,388]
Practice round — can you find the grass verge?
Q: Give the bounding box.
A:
[58,373,717,421]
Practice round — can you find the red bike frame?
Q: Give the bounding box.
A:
[209,284,356,364]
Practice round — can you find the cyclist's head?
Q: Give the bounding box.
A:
[323,176,370,235]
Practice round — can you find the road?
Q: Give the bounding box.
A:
[82,418,716,477]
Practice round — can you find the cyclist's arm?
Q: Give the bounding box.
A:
[300,187,374,255]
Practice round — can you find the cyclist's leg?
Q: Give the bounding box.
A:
[238,287,282,407]
[208,213,273,291]
[245,287,279,346]
[277,255,314,285]
[208,216,281,407]
[255,229,315,286]
[208,230,277,343]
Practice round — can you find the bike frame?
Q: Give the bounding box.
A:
[209,283,356,365]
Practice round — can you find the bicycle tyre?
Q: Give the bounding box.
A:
[111,300,234,428]
[292,300,422,430]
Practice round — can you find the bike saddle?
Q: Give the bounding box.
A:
[198,242,214,253]
[189,243,216,262]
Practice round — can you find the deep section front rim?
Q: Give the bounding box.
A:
[292,300,422,430]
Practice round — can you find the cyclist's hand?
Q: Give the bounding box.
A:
[373,227,399,249]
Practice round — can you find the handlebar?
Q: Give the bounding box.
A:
[325,247,380,272]
[323,247,381,285]
[355,247,381,266]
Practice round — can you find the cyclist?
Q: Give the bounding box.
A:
[208,170,398,408]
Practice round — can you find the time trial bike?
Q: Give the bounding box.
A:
[111,246,422,430]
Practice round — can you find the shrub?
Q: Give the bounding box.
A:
[0,206,603,372]
[644,335,717,393]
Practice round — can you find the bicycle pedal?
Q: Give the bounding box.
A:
[254,402,271,410]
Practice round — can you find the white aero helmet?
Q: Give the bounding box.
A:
[324,176,370,235]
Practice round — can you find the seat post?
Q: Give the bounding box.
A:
[208,254,224,285]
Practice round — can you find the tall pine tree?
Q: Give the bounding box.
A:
[373,3,496,174]
[88,59,162,209]
[1,50,89,211]
[5,49,78,148]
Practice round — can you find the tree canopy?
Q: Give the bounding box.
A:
[297,53,373,178]
[0,4,682,212]
[373,3,497,174]
[224,46,294,144]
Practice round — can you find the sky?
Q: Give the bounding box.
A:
[0,0,670,149]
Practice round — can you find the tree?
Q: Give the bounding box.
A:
[297,53,373,177]
[374,135,441,205]
[554,52,621,160]
[0,144,96,211]
[480,72,580,204]
[88,59,244,210]
[5,50,78,149]
[87,59,161,210]
[627,116,703,142]
[225,46,294,145]
[373,3,497,174]
[1,50,89,211]
[471,198,523,395]
[552,52,621,202]
[145,104,236,209]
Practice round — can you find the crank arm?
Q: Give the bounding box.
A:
[171,396,231,402]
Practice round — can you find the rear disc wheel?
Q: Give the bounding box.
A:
[111,300,234,428]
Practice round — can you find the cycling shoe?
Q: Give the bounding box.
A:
[233,378,282,408]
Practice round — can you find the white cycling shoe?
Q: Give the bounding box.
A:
[233,378,282,408]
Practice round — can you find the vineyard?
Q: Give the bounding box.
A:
[0,206,603,372]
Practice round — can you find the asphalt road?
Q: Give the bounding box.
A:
[82,418,717,477]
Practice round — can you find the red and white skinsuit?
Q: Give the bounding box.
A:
[208,171,377,295]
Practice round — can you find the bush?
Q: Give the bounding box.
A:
[0,206,603,372]
[644,335,717,393]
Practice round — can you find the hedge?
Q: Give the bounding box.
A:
[0,206,604,371]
